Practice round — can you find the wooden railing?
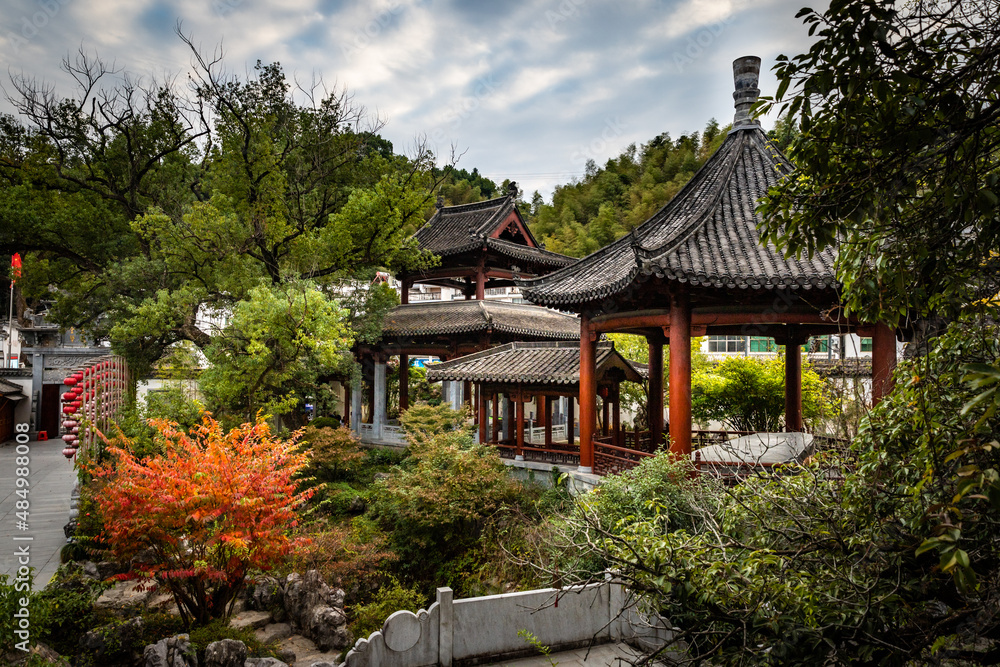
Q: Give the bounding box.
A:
[594,440,655,476]
[495,442,580,466]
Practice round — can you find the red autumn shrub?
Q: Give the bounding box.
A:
[93,413,313,626]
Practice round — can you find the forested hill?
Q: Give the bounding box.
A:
[524,119,730,257]
[432,117,797,257]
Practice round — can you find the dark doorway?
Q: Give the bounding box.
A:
[40,384,60,439]
[0,398,13,443]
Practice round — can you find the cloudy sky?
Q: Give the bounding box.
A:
[0,0,820,199]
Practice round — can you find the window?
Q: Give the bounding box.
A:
[809,336,831,353]
[860,337,873,352]
[749,336,776,353]
[708,336,745,353]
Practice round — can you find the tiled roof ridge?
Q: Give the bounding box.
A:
[485,237,575,266]
[634,130,748,261]
[438,193,513,214]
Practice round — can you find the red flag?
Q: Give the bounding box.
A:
[11,253,21,284]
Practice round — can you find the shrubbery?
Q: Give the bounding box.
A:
[92,413,314,626]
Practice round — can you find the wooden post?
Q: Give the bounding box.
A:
[463,380,472,410]
[668,291,692,457]
[579,315,597,472]
[784,333,804,432]
[647,337,664,448]
[478,384,488,445]
[399,354,409,413]
[400,279,411,305]
[544,396,553,447]
[872,323,897,406]
[476,263,485,300]
[515,395,525,460]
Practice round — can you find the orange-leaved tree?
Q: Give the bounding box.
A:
[93,413,313,626]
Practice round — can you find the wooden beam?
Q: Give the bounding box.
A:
[589,309,859,334]
[669,290,692,457]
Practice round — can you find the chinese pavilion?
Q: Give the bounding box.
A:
[520,56,899,473]
[352,185,580,444]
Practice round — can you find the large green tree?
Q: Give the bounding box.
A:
[758,0,1000,326]
[1,38,439,421]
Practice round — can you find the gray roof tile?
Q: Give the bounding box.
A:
[520,127,837,307]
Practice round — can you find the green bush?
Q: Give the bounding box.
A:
[368,431,524,578]
[691,355,830,432]
[583,451,705,532]
[299,425,364,481]
[189,618,276,658]
[349,578,426,641]
[309,416,341,429]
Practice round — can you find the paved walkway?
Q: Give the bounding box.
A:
[0,438,78,589]
[489,642,647,666]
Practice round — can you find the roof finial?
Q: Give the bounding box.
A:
[507,181,518,198]
[732,55,761,129]
[436,194,444,209]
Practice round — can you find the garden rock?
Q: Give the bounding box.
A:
[248,575,285,612]
[244,659,289,667]
[277,646,297,664]
[204,639,248,667]
[81,617,145,663]
[230,610,272,631]
[96,580,155,610]
[255,623,293,644]
[283,570,343,629]
[143,633,197,667]
[308,606,351,651]
[348,495,367,513]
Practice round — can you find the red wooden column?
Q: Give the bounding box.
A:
[567,396,575,445]
[399,354,409,412]
[478,384,488,444]
[400,279,410,305]
[784,332,804,432]
[647,337,664,447]
[872,323,897,406]
[475,263,486,300]
[544,396,553,447]
[515,394,525,460]
[668,291,692,457]
[579,315,597,472]
[491,393,500,443]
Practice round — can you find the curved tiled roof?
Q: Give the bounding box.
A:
[520,126,838,308]
[413,195,573,268]
[426,341,644,385]
[380,300,580,340]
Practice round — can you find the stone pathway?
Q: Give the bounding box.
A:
[489,642,646,666]
[0,438,78,589]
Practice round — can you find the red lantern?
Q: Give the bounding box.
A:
[62,447,77,459]
[62,406,75,414]
[62,392,76,401]
[63,377,77,386]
